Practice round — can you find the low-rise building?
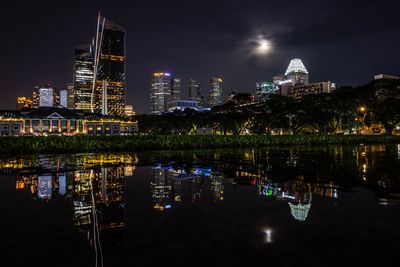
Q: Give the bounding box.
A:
[374,74,400,80]
[22,107,85,135]
[167,99,199,112]
[0,107,137,136]
[255,82,278,101]
[0,112,23,136]
[288,81,336,100]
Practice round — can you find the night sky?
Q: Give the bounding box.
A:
[2,0,400,114]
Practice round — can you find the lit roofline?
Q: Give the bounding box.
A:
[285,58,309,75]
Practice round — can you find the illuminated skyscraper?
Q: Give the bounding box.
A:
[285,59,309,85]
[73,45,94,111]
[67,83,75,109]
[188,79,201,101]
[150,72,181,114]
[53,88,60,107]
[207,77,223,107]
[171,78,181,100]
[59,89,68,108]
[91,15,126,116]
[33,84,56,108]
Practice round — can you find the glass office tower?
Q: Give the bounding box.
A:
[93,17,126,116]
[150,72,177,114]
[188,79,202,101]
[73,45,94,111]
[207,77,223,107]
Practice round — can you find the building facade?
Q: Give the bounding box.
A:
[285,59,309,86]
[0,108,137,136]
[124,104,135,117]
[255,82,278,101]
[207,77,223,107]
[0,110,23,136]
[188,79,202,101]
[167,99,199,112]
[33,84,59,108]
[287,81,336,100]
[73,45,94,111]
[374,74,400,80]
[67,83,75,109]
[59,89,68,108]
[171,78,181,101]
[150,72,181,114]
[92,17,126,117]
[16,97,33,109]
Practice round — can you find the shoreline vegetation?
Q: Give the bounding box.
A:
[1,135,400,155]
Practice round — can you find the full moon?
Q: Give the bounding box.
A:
[256,39,271,54]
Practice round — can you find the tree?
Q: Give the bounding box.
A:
[372,98,400,134]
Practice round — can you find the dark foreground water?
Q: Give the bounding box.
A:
[1,145,400,267]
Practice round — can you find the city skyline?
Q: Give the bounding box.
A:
[2,0,400,114]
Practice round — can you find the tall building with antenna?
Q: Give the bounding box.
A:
[72,14,127,116]
[91,13,126,116]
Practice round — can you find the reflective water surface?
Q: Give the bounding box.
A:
[1,145,400,266]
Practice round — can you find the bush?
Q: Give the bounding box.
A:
[0,135,399,155]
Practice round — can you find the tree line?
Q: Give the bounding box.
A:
[134,79,400,135]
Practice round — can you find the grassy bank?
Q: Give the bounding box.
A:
[1,135,400,155]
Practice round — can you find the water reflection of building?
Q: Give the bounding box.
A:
[283,178,312,221]
[13,154,137,241]
[288,203,311,222]
[312,182,339,199]
[258,181,282,197]
[37,174,53,200]
[73,172,92,226]
[150,164,225,210]
[151,165,173,211]
[72,167,126,228]
[210,174,224,201]
[256,177,339,222]
[14,161,132,266]
[15,171,75,200]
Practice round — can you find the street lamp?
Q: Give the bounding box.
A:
[358,106,366,113]
[357,106,367,134]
